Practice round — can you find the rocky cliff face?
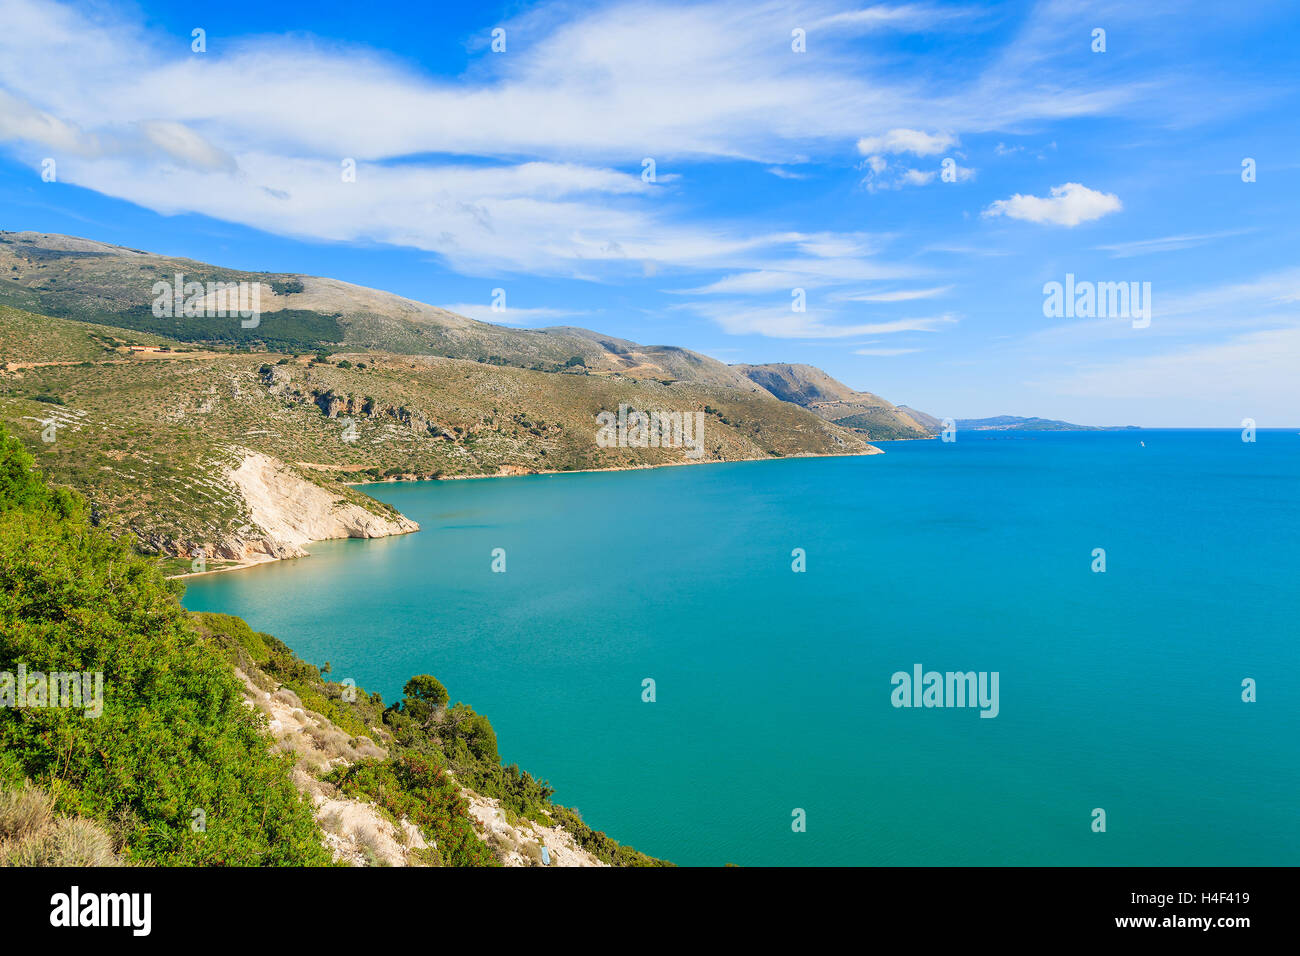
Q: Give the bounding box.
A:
[223,451,418,561]
[156,450,419,568]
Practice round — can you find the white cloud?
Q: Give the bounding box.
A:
[943,161,976,182]
[136,121,236,172]
[0,89,86,153]
[793,233,882,259]
[983,182,1122,227]
[856,129,956,156]
[0,0,1212,279]
[0,0,1131,168]
[440,303,584,325]
[677,254,923,295]
[860,156,968,192]
[683,300,957,338]
[815,3,977,32]
[836,286,951,302]
[1024,269,1300,349]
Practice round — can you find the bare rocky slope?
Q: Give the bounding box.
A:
[896,405,944,433]
[237,661,603,867]
[223,450,419,563]
[735,362,935,440]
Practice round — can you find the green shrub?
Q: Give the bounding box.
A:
[399,675,448,723]
[548,805,671,867]
[326,757,496,867]
[0,426,328,865]
[270,278,305,296]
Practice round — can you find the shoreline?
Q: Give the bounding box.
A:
[169,554,287,580]
[170,446,882,579]
[345,444,883,486]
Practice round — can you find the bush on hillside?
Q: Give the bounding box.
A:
[0,427,328,865]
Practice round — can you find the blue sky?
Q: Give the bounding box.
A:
[1,0,1297,426]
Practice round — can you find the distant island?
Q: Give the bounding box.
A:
[952,416,1141,432]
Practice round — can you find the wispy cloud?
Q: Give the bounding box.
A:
[439,303,585,325]
[1094,229,1252,258]
[1043,327,1300,414]
[0,0,1168,279]
[683,300,958,338]
[677,258,923,295]
[834,286,952,303]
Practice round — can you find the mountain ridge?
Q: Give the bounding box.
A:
[0,230,911,568]
[734,362,933,441]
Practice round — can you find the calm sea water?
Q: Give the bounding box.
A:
[183,430,1300,866]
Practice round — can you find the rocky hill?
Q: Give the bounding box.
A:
[735,362,933,441]
[0,309,873,570]
[0,231,934,568]
[0,231,771,387]
[896,405,943,433]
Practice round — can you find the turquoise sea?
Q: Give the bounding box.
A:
[182,430,1300,866]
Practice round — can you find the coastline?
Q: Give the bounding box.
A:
[347,443,884,485]
[168,445,882,579]
[169,554,285,580]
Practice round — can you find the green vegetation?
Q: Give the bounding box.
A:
[0,429,667,865]
[0,426,328,865]
[0,304,172,365]
[547,805,671,867]
[200,613,668,865]
[326,758,494,867]
[112,305,345,351]
[196,612,371,740]
[829,412,930,441]
[270,278,305,296]
[400,674,449,720]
